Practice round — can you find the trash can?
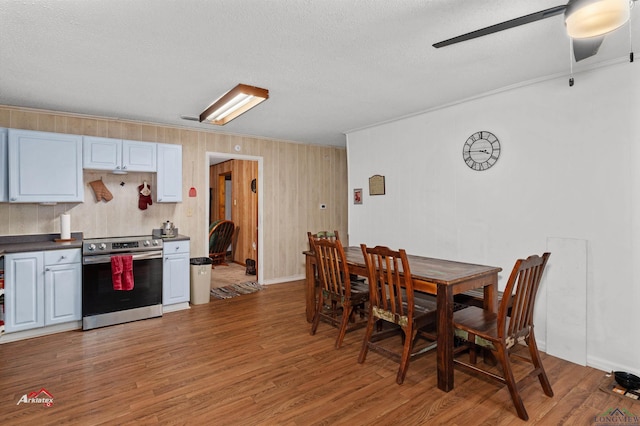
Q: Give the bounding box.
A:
[190,257,212,305]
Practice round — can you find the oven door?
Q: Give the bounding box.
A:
[82,251,163,317]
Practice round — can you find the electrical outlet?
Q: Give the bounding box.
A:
[187,208,193,217]
[320,203,326,209]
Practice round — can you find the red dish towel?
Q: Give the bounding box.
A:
[111,255,134,291]
[111,256,123,290]
[122,255,134,290]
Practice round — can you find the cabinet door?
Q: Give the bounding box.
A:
[157,143,182,202]
[0,128,7,202]
[122,140,157,172]
[4,252,44,332]
[8,130,84,203]
[44,262,81,325]
[163,241,190,305]
[83,136,121,171]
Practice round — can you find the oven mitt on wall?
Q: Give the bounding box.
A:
[138,182,153,210]
[88,179,113,202]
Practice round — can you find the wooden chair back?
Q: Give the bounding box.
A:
[307,230,340,250]
[208,220,235,265]
[360,244,416,325]
[499,252,551,346]
[310,234,351,300]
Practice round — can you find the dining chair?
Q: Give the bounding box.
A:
[358,244,438,385]
[452,252,552,421]
[309,234,369,349]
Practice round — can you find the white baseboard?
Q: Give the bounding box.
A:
[163,302,190,313]
[261,274,305,285]
[588,355,639,374]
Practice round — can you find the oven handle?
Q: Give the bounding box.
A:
[82,250,164,265]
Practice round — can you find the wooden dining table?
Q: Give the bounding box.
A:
[303,246,502,392]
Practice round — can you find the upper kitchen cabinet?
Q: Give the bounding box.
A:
[156,143,182,203]
[0,128,7,202]
[83,137,157,173]
[8,129,84,203]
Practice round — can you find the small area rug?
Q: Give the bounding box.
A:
[210,281,263,300]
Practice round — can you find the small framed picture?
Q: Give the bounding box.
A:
[354,188,363,205]
[369,175,385,195]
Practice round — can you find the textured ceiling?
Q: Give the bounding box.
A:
[1,0,637,147]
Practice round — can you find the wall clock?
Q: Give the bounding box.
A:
[462,131,501,171]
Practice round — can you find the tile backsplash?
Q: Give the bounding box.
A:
[0,170,181,239]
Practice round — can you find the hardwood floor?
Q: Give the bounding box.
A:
[0,280,636,425]
[210,261,250,288]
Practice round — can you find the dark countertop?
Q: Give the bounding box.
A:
[0,233,189,256]
[162,234,190,242]
[0,232,84,255]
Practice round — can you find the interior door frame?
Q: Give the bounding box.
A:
[206,151,263,283]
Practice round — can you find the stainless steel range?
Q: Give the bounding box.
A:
[82,235,163,330]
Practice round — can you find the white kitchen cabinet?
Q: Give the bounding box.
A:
[4,251,44,332]
[4,249,81,333]
[0,128,7,202]
[156,143,182,203]
[82,136,121,171]
[8,129,84,203]
[83,136,157,172]
[43,249,81,326]
[163,240,190,306]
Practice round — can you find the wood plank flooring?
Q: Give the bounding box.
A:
[0,280,636,425]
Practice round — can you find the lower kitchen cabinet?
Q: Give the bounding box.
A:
[4,249,81,333]
[44,249,82,326]
[163,240,190,306]
[4,252,42,332]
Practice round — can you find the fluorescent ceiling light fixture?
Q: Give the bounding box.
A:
[565,0,630,38]
[199,84,269,125]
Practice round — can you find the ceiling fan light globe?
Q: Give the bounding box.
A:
[565,0,630,38]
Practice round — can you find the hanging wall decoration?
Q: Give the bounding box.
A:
[368,175,385,196]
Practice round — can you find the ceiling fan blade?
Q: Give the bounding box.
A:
[572,36,604,62]
[433,5,567,48]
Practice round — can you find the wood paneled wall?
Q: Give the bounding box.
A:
[210,159,258,265]
[0,105,347,283]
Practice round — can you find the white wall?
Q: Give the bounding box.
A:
[346,61,639,374]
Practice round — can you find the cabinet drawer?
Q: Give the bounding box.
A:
[44,249,81,265]
[163,241,190,255]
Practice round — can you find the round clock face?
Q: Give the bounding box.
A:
[463,131,501,171]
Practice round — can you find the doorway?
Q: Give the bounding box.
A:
[206,152,263,283]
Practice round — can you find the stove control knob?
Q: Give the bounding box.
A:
[98,243,107,251]
[143,240,150,247]
[87,244,96,251]
[152,239,160,246]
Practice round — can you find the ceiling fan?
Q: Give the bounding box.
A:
[433,0,635,62]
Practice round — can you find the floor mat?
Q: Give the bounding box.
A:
[210,281,263,299]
